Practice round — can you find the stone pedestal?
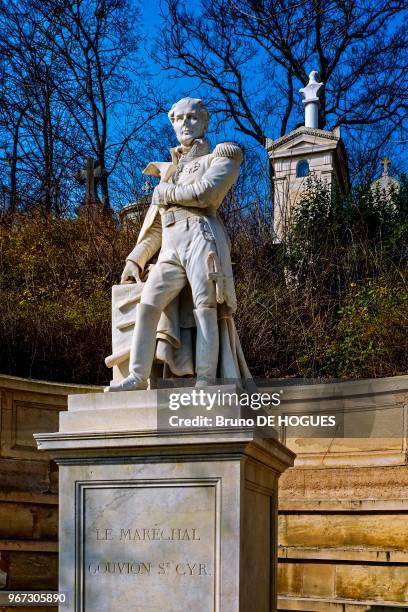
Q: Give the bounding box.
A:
[35,388,295,612]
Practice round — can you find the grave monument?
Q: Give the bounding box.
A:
[74,157,107,207]
[266,71,350,242]
[35,98,295,611]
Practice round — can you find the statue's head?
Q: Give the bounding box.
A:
[168,98,209,146]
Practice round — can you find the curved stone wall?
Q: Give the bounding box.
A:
[275,375,408,611]
[1,373,407,610]
[0,374,100,605]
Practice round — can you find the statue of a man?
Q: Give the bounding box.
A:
[106,97,250,392]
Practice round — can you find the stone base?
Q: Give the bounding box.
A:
[35,387,295,612]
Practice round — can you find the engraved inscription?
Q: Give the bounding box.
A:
[82,484,216,611]
[95,527,201,541]
[87,561,211,576]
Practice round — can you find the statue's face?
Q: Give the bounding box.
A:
[171,102,207,146]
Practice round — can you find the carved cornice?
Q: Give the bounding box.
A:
[266,126,339,152]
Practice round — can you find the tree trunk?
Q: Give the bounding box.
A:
[9,154,17,218]
[99,170,111,214]
[7,116,23,222]
[42,108,52,214]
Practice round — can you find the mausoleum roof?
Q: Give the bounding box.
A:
[266,125,340,152]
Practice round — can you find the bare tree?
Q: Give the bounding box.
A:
[156,0,408,179]
[30,0,161,213]
[0,91,29,217]
[0,0,86,216]
[0,4,33,216]
[0,0,162,218]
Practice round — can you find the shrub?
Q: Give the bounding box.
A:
[233,176,407,379]
[0,209,138,384]
[0,177,406,384]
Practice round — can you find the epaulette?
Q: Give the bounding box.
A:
[213,142,243,162]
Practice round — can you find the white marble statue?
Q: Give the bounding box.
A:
[105,97,251,392]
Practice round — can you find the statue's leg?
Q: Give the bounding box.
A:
[193,306,219,387]
[105,258,186,392]
[183,217,219,386]
[105,303,162,392]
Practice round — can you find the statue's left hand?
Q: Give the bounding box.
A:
[153,182,169,208]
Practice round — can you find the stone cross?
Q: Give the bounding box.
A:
[381,157,391,175]
[74,157,106,204]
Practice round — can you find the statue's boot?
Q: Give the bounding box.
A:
[193,306,219,387]
[105,303,161,392]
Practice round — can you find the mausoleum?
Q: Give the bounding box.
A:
[266,71,350,242]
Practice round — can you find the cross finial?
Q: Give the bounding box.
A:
[381,157,391,175]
